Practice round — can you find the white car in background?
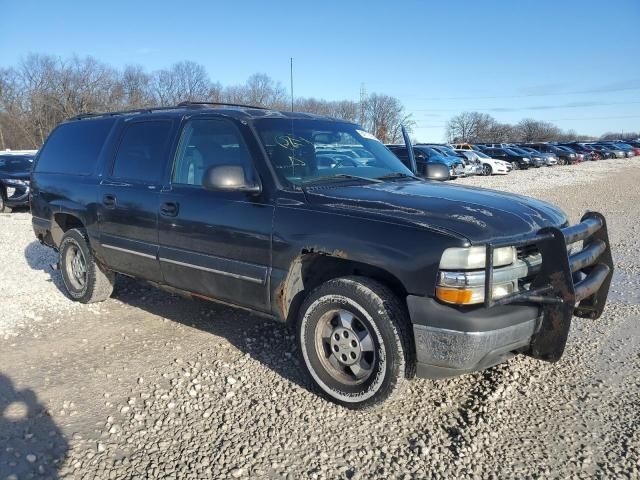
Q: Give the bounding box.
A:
[455,149,511,176]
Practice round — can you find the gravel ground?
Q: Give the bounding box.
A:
[0,158,638,479]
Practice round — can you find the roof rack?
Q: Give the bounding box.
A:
[177,101,268,110]
[69,101,269,121]
[69,105,186,121]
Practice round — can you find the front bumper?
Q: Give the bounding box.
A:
[408,211,613,378]
[409,297,541,377]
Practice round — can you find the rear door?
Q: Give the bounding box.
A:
[157,116,273,311]
[98,118,176,282]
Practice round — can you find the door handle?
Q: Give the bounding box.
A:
[103,194,116,208]
[160,202,179,217]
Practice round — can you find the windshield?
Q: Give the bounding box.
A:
[0,155,34,173]
[474,150,490,158]
[254,118,413,186]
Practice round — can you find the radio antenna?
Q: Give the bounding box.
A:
[290,57,294,112]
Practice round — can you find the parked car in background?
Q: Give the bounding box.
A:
[0,152,34,212]
[587,144,615,159]
[607,142,635,158]
[387,145,466,179]
[453,143,483,151]
[559,143,595,161]
[595,144,625,159]
[554,145,583,163]
[456,149,511,175]
[517,146,558,166]
[419,144,482,176]
[527,144,576,165]
[507,146,544,167]
[481,147,530,169]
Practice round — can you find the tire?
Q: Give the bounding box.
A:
[482,164,492,176]
[297,276,414,409]
[558,157,566,166]
[59,228,115,303]
[511,161,519,170]
[0,188,11,213]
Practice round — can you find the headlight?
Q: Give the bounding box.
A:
[436,245,530,305]
[436,282,514,305]
[4,179,29,186]
[439,246,516,270]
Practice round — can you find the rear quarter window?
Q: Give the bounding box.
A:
[110,120,173,183]
[34,118,116,175]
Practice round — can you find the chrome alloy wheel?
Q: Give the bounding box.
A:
[65,243,87,289]
[315,309,376,385]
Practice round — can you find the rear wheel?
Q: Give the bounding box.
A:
[482,164,492,176]
[297,276,413,409]
[60,228,115,303]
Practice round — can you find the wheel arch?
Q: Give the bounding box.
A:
[51,212,86,246]
[276,251,409,328]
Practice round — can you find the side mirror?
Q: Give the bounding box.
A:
[202,165,262,194]
[423,163,450,181]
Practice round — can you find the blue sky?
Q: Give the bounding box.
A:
[2,0,639,141]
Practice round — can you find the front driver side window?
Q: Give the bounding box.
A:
[172,118,253,186]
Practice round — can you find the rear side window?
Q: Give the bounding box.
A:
[35,118,115,175]
[111,120,173,182]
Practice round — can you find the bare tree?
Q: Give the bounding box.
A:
[153,61,210,105]
[242,73,287,108]
[120,65,154,108]
[363,93,413,143]
[445,111,493,143]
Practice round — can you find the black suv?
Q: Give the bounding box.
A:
[31,103,614,408]
[0,153,34,212]
[527,144,577,165]
[480,147,531,169]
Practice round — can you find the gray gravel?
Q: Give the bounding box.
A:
[0,158,638,479]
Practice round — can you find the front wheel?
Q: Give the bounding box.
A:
[60,228,115,303]
[297,277,414,409]
[511,161,519,170]
[482,164,493,176]
[0,189,11,213]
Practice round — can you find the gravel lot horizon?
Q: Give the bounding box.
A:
[1,159,638,479]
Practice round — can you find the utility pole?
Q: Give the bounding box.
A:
[0,125,5,151]
[359,83,367,125]
[290,58,294,112]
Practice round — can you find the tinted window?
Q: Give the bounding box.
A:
[35,118,115,175]
[112,121,173,182]
[172,119,254,186]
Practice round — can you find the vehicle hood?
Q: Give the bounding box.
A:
[304,180,568,243]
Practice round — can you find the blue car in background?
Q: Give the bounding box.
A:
[386,144,466,179]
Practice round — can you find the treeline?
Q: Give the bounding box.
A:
[445,111,634,144]
[0,54,413,149]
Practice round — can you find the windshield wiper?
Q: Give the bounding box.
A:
[300,174,382,186]
[375,172,419,181]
